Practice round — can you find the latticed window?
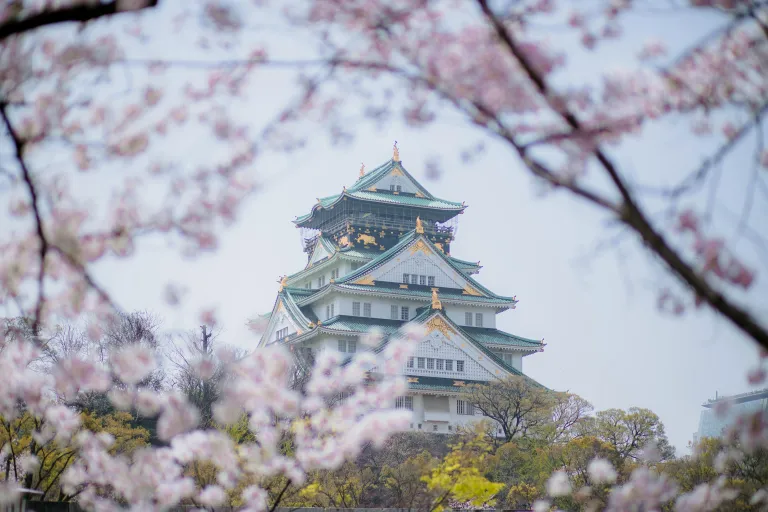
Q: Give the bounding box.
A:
[427,358,434,370]
[363,303,371,317]
[417,357,425,369]
[465,312,473,326]
[338,339,347,352]
[352,302,361,316]
[318,275,326,287]
[433,424,438,432]
[475,313,483,327]
[401,307,410,320]
[325,303,334,319]
[457,360,465,372]
[445,359,453,371]
[403,273,409,284]
[410,274,419,285]
[348,340,357,353]
[436,359,444,371]
[419,275,426,285]
[331,269,339,279]
[457,400,475,415]
[276,327,288,340]
[428,276,435,286]
[407,357,414,368]
[391,305,398,320]
[395,396,413,410]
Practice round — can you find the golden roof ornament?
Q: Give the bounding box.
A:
[359,162,365,178]
[415,216,424,234]
[431,288,442,310]
[278,275,287,291]
[393,141,400,162]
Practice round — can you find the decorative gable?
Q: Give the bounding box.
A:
[405,314,511,379]
[365,238,484,293]
[308,238,334,266]
[259,299,303,346]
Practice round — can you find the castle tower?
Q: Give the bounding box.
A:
[258,146,545,433]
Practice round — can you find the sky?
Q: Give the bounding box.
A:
[3,1,766,455]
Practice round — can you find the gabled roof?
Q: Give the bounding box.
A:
[334,229,516,304]
[348,159,434,197]
[294,159,465,225]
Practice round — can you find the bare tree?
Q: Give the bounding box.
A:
[166,325,247,429]
[102,311,165,392]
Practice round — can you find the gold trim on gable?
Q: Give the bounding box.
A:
[415,191,425,198]
[426,316,456,337]
[462,284,483,296]
[453,381,466,387]
[409,239,431,255]
[391,167,404,177]
[407,377,419,383]
[367,186,377,192]
[353,275,375,286]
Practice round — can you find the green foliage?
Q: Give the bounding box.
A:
[0,411,149,501]
[421,432,504,512]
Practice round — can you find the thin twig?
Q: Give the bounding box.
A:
[0,103,47,335]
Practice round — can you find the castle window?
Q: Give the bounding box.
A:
[348,340,357,353]
[433,424,438,432]
[426,358,435,370]
[445,359,453,371]
[276,327,288,340]
[401,307,410,321]
[352,302,361,316]
[331,268,339,279]
[457,360,465,373]
[338,339,346,352]
[465,312,473,326]
[403,273,410,284]
[410,274,419,285]
[325,303,334,319]
[390,184,395,191]
[428,276,435,287]
[391,305,399,320]
[457,400,475,415]
[363,303,372,317]
[475,313,483,327]
[436,359,444,371]
[419,275,426,286]
[305,282,311,289]
[395,396,413,410]
[318,275,326,287]
[396,185,402,192]
[417,357,425,369]
[407,357,414,368]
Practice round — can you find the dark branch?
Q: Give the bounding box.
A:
[0,103,47,335]
[475,0,768,349]
[0,1,159,42]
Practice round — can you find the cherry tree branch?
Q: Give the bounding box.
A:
[0,102,47,335]
[475,0,768,349]
[0,0,159,42]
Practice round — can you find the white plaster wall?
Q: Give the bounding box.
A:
[443,306,496,329]
[374,174,420,194]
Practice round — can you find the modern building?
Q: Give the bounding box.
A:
[258,145,545,433]
[694,389,768,443]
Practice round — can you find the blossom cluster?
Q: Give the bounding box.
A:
[0,324,421,510]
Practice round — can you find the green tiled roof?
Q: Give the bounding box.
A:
[334,283,515,306]
[319,315,404,335]
[448,256,482,273]
[461,326,543,349]
[406,375,488,392]
[294,158,465,225]
[335,230,516,304]
[348,159,433,197]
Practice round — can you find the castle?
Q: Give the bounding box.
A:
[259,145,544,432]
